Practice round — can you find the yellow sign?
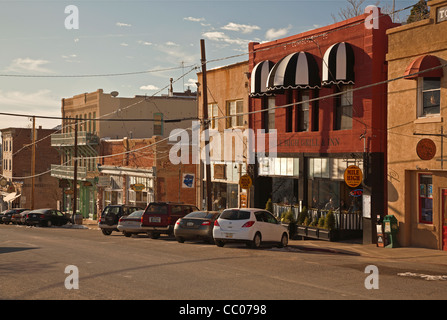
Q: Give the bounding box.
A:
[239,174,252,190]
[344,165,363,188]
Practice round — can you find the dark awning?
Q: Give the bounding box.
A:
[266,51,320,93]
[322,42,355,86]
[250,60,274,97]
[404,55,443,79]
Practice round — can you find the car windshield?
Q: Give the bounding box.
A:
[128,210,144,218]
[184,211,217,219]
[220,210,250,220]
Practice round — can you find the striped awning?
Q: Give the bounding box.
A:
[266,51,320,93]
[322,42,355,86]
[250,60,274,97]
[404,55,443,80]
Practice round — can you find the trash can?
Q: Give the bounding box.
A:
[383,215,398,248]
[73,214,83,225]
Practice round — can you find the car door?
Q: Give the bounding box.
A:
[264,211,282,242]
[254,211,271,241]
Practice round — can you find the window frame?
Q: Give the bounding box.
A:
[334,85,353,130]
[226,99,244,128]
[417,77,441,118]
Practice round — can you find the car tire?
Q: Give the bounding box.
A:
[176,237,185,243]
[123,232,132,237]
[250,232,262,249]
[149,232,160,239]
[278,233,288,248]
[215,240,225,247]
[101,229,113,236]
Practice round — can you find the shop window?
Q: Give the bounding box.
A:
[334,85,353,130]
[418,77,441,117]
[419,174,433,224]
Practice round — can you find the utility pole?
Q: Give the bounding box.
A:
[72,118,78,224]
[31,116,36,210]
[200,39,213,211]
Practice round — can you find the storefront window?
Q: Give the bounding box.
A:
[419,174,433,224]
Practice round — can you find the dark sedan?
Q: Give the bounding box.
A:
[25,209,70,227]
[174,211,220,243]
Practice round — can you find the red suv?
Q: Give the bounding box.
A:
[141,202,198,239]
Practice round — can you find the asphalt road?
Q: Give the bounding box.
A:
[1,223,446,303]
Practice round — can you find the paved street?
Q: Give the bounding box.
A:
[1,223,447,303]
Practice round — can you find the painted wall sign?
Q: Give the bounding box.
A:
[437,6,447,23]
[344,165,363,188]
[416,138,436,160]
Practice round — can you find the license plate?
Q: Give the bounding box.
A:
[150,217,161,223]
[225,233,233,238]
[187,222,194,227]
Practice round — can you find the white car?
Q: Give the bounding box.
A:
[213,208,289,248]
[116,210,145,237]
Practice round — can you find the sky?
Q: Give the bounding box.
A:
[0,0,416,130]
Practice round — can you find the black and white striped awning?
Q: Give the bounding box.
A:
[322,42,355,86]
[250,60,274,97]
[266,51,320,93]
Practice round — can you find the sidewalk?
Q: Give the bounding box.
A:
[80,219,447,263]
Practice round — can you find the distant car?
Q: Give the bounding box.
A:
[174,211,220,243]
[2,208,28,225]
[20,210,32,225]
[213,208,289,249]
[25,209,70,227]
[11,209,31,225]
[140,202,199,239]
[116,210,145,237]
[98,205,144,235]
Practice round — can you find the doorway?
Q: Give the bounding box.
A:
[441,189,447,251]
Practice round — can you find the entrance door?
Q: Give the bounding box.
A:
[442,189,447,251]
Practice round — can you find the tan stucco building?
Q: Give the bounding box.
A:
[387,0,447,250]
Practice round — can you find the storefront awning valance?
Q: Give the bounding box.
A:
[266,51,320,93]
[404,55,444,80]
[250,60,274,98]
[322,42,355,86]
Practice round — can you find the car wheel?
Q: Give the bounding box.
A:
[101,229,112,236]
[278,233,288,248]
[215,240,225,247]
[250,232,262,249]
[123,232,131,237]
[149,232,160,239]
[176,237,185,243]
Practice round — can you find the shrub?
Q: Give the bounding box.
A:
[324,210,336,230]
[318,216,325,228]
[297,206,308,225]
[265,198,273,213]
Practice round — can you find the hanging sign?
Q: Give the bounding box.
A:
[416,138,436,160]
[344,165,363,188]
[239,174,252,190]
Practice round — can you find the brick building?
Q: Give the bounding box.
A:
[1,126,60,210]
[248,10,398,243]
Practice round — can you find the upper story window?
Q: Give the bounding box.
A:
[208,103,218,129]
[418,77,441,117]
[262,97,275,133]
[226,100,244,128]
[334,85,353,130]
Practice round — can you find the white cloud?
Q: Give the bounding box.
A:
[5,58,53,74]
[137,40,153,46]
[265,25,292,41]
[120,43,129,47]
[202,31,249,46]
[165,41,179,46]
[116,22,132,27]
[184,17,205,22]
[0,89,59,109]
[140,85,160,91]
[222,22,260,34]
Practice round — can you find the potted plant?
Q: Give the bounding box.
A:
[281,209,297,239]
[319,210,337,241]
[296,207,308,237]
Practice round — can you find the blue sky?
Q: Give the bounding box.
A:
[0,0,416,129]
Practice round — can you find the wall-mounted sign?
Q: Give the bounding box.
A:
[437,6,447,23]
[344,165,363,188]
[239,174,252,190]
[349,189,363,197]
[131,183,145,191]
[182,173,195,188]
[416,138,436,160]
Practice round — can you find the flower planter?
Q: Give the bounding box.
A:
[296,225,338,241]
[307,226,319,238]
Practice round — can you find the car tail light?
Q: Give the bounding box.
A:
[242,221,255,228]
[214,220,220,227]
[40,214,45,219]
[201,221,211,226]
[176,220,181,225]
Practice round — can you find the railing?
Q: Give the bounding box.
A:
[51,132,99,146]
[50,164,88,180]
[273,203,362,230]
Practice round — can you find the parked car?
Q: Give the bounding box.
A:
[20,210,32,225]
[11,209,31,225]
[116,210,145,237]
[98,205,144,235]
[213,208,289,249]
[141,202,199,239]
[25,209,70,227]
[2,208,29,225]
[174,211,220,243]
